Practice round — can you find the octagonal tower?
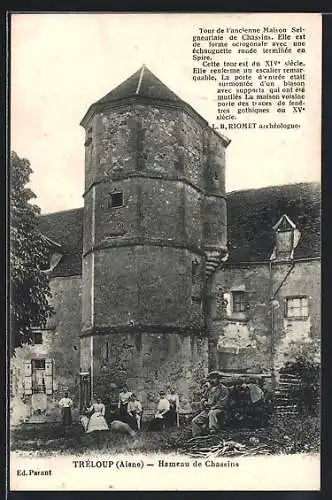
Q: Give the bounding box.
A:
[80,66,230,408]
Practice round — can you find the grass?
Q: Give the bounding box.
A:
[10,415,320,456]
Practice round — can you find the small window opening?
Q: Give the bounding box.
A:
[32,359,45,370]
[232,291,246,313]
[33,332,43,345]
[109,192,123,208]
[192,259,200,276]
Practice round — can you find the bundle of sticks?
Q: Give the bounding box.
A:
[179,434,272,458]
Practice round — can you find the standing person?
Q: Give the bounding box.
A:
[246,377,265,427]
[58,392,73,435]
[148,391,170,431]
[192,375,229,437]
[166,386,180,427]
[127,393,143,431]
[117,385,132,422]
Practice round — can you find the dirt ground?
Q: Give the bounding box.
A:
[10,415,320,457]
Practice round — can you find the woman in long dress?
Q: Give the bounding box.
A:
[85,398,109,434]
[117,385,132,422]
[166,386,180,427]
[59,392,73,435]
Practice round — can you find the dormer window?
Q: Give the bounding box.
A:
[39,234,63,273]
[271,214,301,261]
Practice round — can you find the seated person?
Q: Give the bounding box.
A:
[148,391,170,431]
[127,393,143,431]
[229,380,250,425]
[192,375,229,437]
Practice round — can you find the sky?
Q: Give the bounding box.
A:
[10,13,321,214]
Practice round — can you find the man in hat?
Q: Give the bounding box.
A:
[192,374,229,437]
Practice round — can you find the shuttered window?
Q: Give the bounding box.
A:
[23,359,54,395]
[23,360,32,395]
[45,359,53,395]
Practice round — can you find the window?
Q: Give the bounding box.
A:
[24,359,53,395]
[103,341,109,361]
[32,359,45,370]
[286,296,309,318]
[192,259,200,277]
[232,291,246,313]
[109,192,123,208]
[32,331,43,345]
[31,359,46,394]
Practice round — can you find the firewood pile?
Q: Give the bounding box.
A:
[177,432,274,458]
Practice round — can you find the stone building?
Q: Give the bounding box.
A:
[10,67,320,423]
[210,183,321,382]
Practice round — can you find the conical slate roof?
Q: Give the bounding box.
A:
[80,65,230,146]
[97,65,182,104]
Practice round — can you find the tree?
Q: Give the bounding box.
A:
[10,151,54,355]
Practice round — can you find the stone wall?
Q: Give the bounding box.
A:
[10,276,82,424]
[81,332,208,414]
[212,259,320,373]
[85,246,204,331]
[81,96,227,408]
[85,105,208,188]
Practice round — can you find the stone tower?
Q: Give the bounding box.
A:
[79,66,230,408]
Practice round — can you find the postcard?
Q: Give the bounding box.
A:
[9,12,321,491]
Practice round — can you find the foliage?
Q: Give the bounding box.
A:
[10,151,54,355]
[10,415,320,455]
[280,356,320,416]
[268,415,320,454]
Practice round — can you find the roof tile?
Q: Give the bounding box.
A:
[96,66,182,105]
[38,182,321,276]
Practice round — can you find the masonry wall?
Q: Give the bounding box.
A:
[11,276,82,424]
[86,105,207,188]
[271,260,320,368]
[81,97,227,407]
[82,101,227,336]
[212,259,320,374]
[79,332,208,414]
